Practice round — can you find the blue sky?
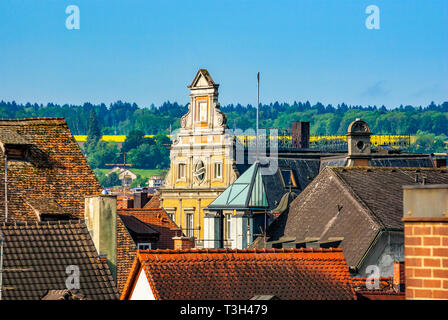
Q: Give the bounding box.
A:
[0,0,447,108]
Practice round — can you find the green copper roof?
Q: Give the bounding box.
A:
[208,162,268,209]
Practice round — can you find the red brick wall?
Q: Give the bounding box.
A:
[404,221,448,300]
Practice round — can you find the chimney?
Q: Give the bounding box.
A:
[292,121,310,149]
[134,191,149,208]
[346,119,372,167]
[402,184,448,300]
[393,261,405,293]
[85,195,117,281]
[173,236,195,250]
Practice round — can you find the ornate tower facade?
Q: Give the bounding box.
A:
[160,69,239,246]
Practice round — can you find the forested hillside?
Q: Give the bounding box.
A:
[0,100,447,173]
[1,100,446,136]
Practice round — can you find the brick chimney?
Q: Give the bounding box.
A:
[134,191,149,208]
[402,184,448,300]
[291,121,310,149]
[173,236,195,250]
[393,261,405,292]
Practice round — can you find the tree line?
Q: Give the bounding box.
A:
[0,99,447,163]
[0,100,446,136]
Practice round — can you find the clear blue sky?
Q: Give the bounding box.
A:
[0,0,447,108]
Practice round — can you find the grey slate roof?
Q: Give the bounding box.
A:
[332,167,448,229]
[0,221,118,300]
[255,167,448,268]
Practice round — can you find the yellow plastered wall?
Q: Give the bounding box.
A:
[162,198,216,240]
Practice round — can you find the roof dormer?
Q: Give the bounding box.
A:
[0,128,30,160]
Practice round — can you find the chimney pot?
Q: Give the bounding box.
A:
[172,236,195,250]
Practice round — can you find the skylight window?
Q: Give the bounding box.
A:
[280,169,297,188]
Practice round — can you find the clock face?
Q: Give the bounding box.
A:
[193,160,206,182]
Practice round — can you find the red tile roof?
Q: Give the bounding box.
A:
[118,208,179,249]
[121,248,357,300]
[352,277,393,291]
[352,276,406,299]
[143,193,160,208]
[0,118,102,221]
[117,196,134,209]
[116,208,180,294]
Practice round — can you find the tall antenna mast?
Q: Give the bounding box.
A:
[256,72,260,161]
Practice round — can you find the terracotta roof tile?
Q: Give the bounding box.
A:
[118,208,179,250]
[121,248,356,300]
[143,193,160,208]
[0,118,102,222]
[115,208,180,294]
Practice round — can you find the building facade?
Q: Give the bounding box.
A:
[159,69,239,246]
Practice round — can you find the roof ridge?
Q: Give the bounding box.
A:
[0,117,66,121]
[332,166,443,172]
[139,248,343,255]
[0,220,82,227]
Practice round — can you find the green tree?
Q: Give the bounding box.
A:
[122,129,150,153]
[85,109,101,151]
[86,141,119,168]
[96,170,121,188]
[410,131,448,153]
[130,174,148,188]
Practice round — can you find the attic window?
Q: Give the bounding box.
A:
[280,169,297,188]
[5,144,29,160]
[137,243,152,250]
